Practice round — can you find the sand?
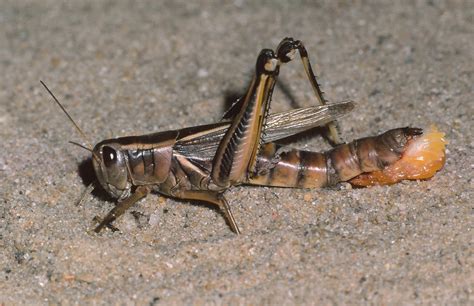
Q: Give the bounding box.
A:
[1,0,472,304]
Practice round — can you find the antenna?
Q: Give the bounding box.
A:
[69,141,94,153]
[40,81,100,161]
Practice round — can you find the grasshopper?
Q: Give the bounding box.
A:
[42,37,424,234]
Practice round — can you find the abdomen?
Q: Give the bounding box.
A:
[247,127,422,188]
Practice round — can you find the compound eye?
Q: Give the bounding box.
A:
[102,146,118,167]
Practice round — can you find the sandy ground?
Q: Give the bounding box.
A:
[1,0,473,304]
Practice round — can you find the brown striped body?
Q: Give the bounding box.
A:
[94,127,419,199]
[247,127,418,188]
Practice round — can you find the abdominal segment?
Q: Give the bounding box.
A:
[247,127,441,188]
[248,143,329,188]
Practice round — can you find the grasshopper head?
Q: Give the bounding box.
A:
[92,142,131,200]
